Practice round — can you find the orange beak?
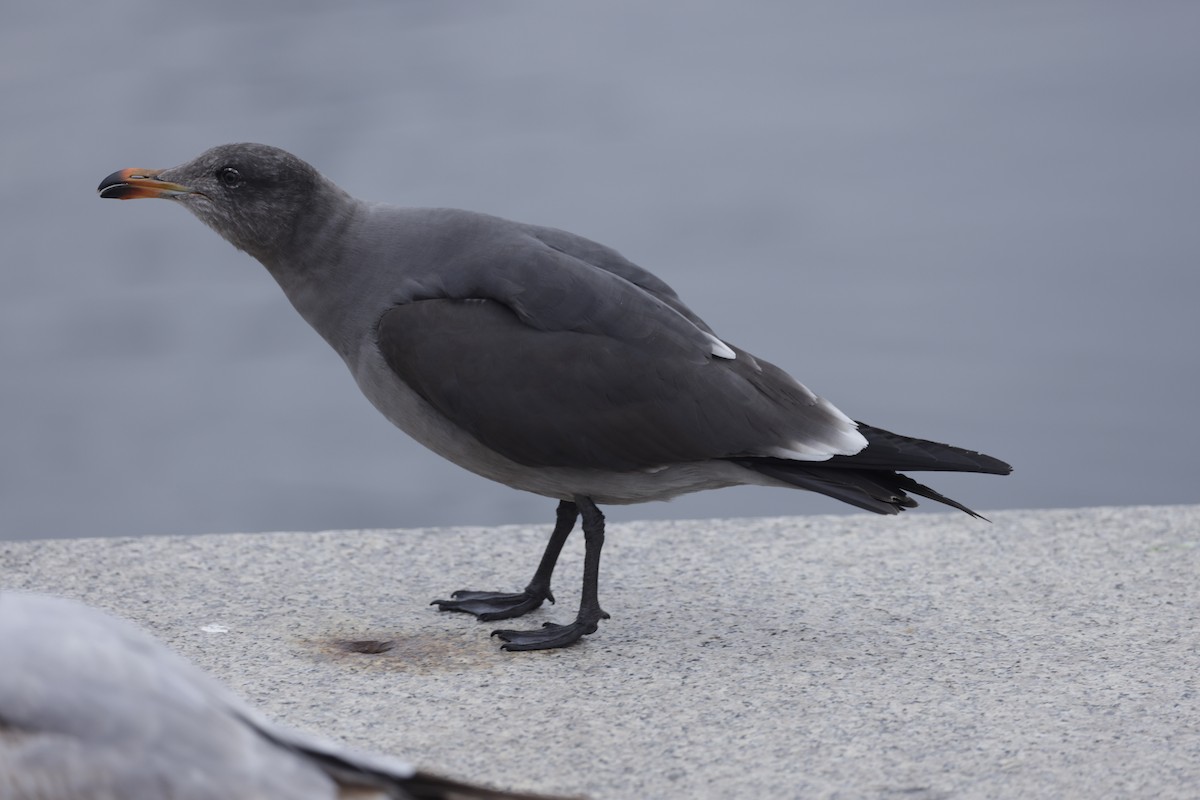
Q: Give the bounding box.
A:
[97,168,194,200]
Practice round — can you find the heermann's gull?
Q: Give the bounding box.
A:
[0,592,571,799]
[97,143,1011,651]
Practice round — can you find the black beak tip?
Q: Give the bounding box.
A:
[97,171,130,198]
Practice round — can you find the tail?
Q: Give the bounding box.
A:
[303,747,581,800]
[392,771,582,800]
[731,423,1011,519]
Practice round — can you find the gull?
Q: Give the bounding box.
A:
[98,144,1010,650]
[0,591,572,798]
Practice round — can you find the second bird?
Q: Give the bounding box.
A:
[98,143,1011,651]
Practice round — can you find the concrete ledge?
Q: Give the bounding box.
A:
[3,505,1198,799]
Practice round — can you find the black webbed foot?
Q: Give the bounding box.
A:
[434,497,611,652]
[431,499,578,625]
[492,607,610,651]
[430,587,553,621]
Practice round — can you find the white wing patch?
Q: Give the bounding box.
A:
[765,396,868,460]
[707,334,736,360]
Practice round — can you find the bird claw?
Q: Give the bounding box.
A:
[430,588,553,621]
[491,608,609,651]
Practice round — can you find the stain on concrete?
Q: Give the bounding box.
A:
[304,630,498,673]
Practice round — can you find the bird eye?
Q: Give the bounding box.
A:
[218,167,243,188]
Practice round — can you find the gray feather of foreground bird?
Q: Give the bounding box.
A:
[0,592,573,800]
[98,144,1011,651]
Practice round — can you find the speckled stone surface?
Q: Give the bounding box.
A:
[3,505,1198,799]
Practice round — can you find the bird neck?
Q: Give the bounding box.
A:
[257,191,374,361]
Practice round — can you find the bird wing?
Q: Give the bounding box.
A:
[376,296,864,471]
[516,222,720,334]
[384,223,734,364]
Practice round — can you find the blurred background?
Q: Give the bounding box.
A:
[3,2,1198,540]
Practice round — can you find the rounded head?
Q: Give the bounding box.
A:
[98,143,340,261]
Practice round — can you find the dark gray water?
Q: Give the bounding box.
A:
[3,3,1198,540]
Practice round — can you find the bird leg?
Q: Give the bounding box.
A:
[431,499,578,621]
[491,496,610,651]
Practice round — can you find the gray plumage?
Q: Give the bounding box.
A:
[0,592,568,799]
[98,144,1010,650]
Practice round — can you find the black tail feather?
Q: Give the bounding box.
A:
[828,423,1012,475]
[890,473,989,520]
[399,770,575,799]
[734,459,920,515]
[730,424,1009,518]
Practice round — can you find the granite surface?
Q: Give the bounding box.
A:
[3,505,1198,799]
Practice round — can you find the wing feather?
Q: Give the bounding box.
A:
[377,299,860,471]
